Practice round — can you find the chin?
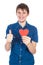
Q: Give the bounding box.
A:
[19,20,25,23]
[20,21,24,23]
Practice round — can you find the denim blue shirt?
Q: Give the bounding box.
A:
[6,21,38,65]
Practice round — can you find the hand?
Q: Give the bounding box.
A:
[7,30,13,43]
[22,36,31,46]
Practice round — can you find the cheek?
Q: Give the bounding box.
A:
[17,15,20,19]
[16,13,20,17]
[23,14,28,18]
[17,14,21,17]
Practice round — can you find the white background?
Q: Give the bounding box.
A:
[0,0,43,65]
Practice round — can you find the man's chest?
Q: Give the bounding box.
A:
[11,27,33,40]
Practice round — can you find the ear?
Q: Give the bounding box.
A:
[27,13,29,16]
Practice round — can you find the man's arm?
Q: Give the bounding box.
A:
[22,36,37,54]
[27,41,36,54]
[5,30,13,51]
[5,41,11,51]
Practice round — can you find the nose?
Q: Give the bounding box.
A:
[20,13,23,17]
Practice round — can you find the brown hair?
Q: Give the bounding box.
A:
[16,3,29,14]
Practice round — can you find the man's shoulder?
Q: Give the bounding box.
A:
[7,22,18,28]
[27,23,37,31]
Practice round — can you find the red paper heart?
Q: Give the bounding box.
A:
[19,29,29,36]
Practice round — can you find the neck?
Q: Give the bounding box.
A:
[18,21,26,28]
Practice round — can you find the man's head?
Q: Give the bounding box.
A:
[16,3,29,23]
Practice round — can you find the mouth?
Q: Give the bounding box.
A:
[20,17,24,20]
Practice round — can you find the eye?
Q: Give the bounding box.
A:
[23,12,26,14]
[18,12,21,14]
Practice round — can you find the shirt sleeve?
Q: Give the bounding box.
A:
[32,27,38,43]
[5,25,11,38]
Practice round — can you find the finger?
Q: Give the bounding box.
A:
[22,37,26,40]
[22,36,31,40]
[9,30,12,34]
[22,36,26,39]
[22,36,25,38]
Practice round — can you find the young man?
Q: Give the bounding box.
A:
[5,3,38,65]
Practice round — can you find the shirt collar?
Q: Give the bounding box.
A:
[17,21,28,29]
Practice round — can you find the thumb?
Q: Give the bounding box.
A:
[9,30,12,34]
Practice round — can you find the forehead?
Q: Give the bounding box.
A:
[17,8,27,12]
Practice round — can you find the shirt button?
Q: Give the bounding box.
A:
[20,42,22,44]
[20,48,22,51]
[19,60,21,63]
[19,55,22,57]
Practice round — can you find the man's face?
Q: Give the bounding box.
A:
[16,9,29,23]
